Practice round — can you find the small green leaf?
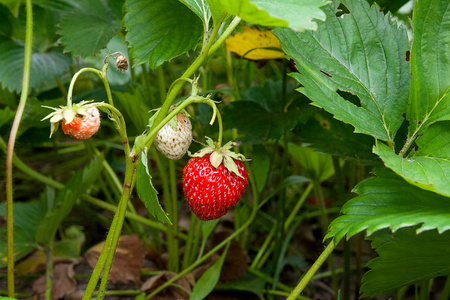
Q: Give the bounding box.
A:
[206,0,227,25]
[124,0,203,68]
[361,228,450,297]
[326,168,450,242]
[218,0,329,31]
[252,145,270,192]
[407,0,450,137]
[287,143,335,183]
[59,0,121,57]
[275,0,410,142]
[0,107,14,129]
[374,141,450,197]
[35,154,103,246]
[190,243,229,300]
[136,149,172,224]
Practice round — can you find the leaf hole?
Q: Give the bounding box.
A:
[320,70,333,78]
[337,90,361,107]
[336,3,350,17]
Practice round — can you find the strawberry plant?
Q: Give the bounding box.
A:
[1,0,449,299]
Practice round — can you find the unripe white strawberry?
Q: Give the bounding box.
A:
[154,113,192,160]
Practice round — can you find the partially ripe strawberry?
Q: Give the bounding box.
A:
[41,100,100,139]
[154,113,192,160]
[182,138,249,221]
[61,106,100,140]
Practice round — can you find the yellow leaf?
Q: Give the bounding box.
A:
[225,25,284,60]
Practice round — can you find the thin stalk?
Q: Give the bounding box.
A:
[287,240,337,299]
[439,276,450,300]
[168,160,179,272]
[182,214,198,269]
[45,241,53,300]
[82,103,134,299]
[5,0,33,295]
[251,183,313,269]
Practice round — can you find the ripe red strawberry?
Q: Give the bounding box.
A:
[42,100,101,139]
[61,106,100,140]
[182,138,249,220]
[154,112,192,160]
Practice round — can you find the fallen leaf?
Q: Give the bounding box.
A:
[84,234,144,284]
[141,271,192,300]
[213,232,250,282]
[225,25,284,60]
[32,263,77,300]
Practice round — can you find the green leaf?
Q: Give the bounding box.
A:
[252,145,270,192]
[415,121,450,159]
[190,243,229,300]
[274,0,410,142]
[124,0,203,68]
[223,80,310,144]
[58,0,121,57]
[287,143,335,183]
[0,106,14,129]
[407,0,450,138]
[0,200,47,266]
[35,154,104,245]
[114,86,152,132]
[179,0,211,26]
[0,0,19,16]
[206,0,227,25]
[0,38,72,93]
[361,228,450,297]
[293,110,379,163]
[218,0,329,31]
[136,149,172,224]
[216,273,265,299]
[374,141,450,197]
[326,168,450,242]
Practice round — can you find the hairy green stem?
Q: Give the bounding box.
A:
[5,0,33,296]
[45,241,53,300]
[168,160,179,272]
[287,240,337,299]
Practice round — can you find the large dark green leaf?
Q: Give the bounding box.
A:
[0,200,47,266]
[361,228,450,296]
[124,0,203,68]
[367,0,411,13]
[58,0,121,57]
[223,80,311,144]
[217,0,329,31]
[407,0,450,138]
[35,154,103,245]
[326,168,450,242]
[275,0,410,142]
[293,110,379,163]
[0,38,72,93]
[136,149,172,224]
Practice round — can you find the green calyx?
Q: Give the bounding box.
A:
[190,137,250,178]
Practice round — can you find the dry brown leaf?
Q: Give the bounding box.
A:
[213,232,250,283]
[84,234,144,284]
[141,271,192,300]
[32,263,77,300]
